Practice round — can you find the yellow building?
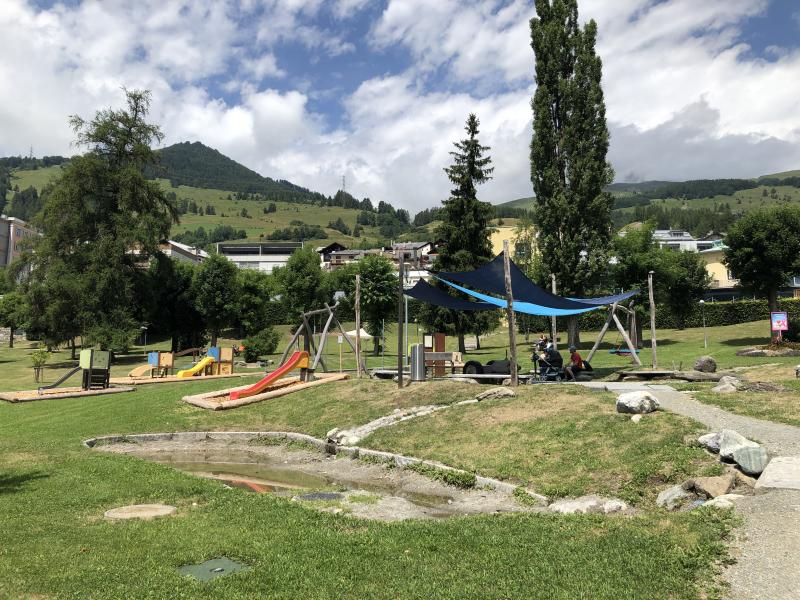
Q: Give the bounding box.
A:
[490,226,518,255]
[698,243,738,290]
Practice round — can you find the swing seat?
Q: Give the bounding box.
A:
[609,348,640,355]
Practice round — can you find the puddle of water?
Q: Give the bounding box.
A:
[136,449,453,510]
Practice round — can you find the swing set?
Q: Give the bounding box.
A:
[585,300,643,366]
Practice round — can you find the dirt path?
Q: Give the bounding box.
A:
[593,383,800,600]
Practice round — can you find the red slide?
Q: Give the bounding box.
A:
[229,351,309,402]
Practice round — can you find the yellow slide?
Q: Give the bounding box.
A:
[176,356,215,378]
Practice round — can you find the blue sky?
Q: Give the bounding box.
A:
[3,0,800,212]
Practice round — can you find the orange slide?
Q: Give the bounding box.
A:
[229,351,309,402]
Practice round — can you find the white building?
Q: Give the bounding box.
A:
[217,241,302,273]
[652,229,697,252]
[160,240,209,264]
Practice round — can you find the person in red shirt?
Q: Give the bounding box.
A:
[565,345,583,381]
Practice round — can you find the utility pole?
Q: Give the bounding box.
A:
[648,271,658,369]
[550,273,558,350]
[397,250,405,388]
[503,241,518,387]
[355,274,362,378]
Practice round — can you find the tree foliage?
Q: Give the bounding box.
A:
[0,291,29,348]
[530,0,614,343]
[22,89,177,351]
[419,114,494,353]
[357,254,398,355]
[192,254,240,347]
[724,206,800,311]
[274,247,326,316]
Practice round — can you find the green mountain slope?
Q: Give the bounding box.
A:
[150,141,325,203]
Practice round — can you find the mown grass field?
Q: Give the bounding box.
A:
[0,375,736,599]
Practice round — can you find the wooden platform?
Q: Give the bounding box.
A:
[0,385,136,403]
[182,372,349,411]
[615,370,675,381]
[109,372,251,386]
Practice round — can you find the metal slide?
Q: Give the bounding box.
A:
[38,366,81,394]
[229,351,309,402]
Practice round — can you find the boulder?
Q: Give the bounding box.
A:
[698,432,721,453]
[548,495,629,515]
[656,485,692,510]
[734,470,758,488]
[703,493,743,510]
[718,429,759,460]
[692,473,735,499]
[712,375,741,393]
[616,391,660,414]
[694,356,717,373]
[474,387,516,402]
[733,446,770,476]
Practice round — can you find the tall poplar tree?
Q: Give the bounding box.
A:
[530,0,614,345]
[420,114,495,353]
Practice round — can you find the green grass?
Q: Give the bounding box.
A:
[685,378,800,427]
[0,377,736,599]
[364,385,721,504]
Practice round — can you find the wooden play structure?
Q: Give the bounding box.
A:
[2,349,136,403]
[182,304,357,410]
[128,351,175,378]
[584,301,642,367]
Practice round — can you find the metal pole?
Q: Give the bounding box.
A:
[503,241,518,387]
[397,251,405,388]
[550,274,557,350]
[701,301,708,348]
[355,274,362,378]
[648,271,658,369]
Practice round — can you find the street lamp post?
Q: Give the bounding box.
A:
[699,300,707,348]
[140,325,148,354]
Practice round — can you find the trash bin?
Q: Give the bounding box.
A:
[410,344,426,382]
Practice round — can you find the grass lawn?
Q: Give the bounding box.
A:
[679,376,800,428]
[0,377,736,599]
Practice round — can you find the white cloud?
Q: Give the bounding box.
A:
[2,0,800,215]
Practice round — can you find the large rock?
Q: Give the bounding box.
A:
[718,429,759,460]
[692,474,735,499]
[733,446,770,476]
[616,391,660,414]
[548,495,628,515]
[698,432,721,453]
[755,456,800,491]
[712,375,741,394]
[703,493,744,510]
[474,387,516,402]
[656,485,692,510]
[694,356,717,373]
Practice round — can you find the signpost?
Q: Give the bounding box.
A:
[771,311,788,342]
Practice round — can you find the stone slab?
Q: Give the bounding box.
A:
[104,504,176,520]
[755,456,800,491]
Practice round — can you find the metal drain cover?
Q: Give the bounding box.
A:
[297,491,342,501]
[177,557,249,582]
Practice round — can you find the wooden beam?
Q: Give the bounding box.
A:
[550,274,558,350]
[586,303,616,363]
[397,251,405,389]
[503,241,518,387]
[648,271,658,369]
[612,311,642,366]
[355,274,362,378]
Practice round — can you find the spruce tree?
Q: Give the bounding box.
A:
[530,0,614,345]
[421,114,495,353]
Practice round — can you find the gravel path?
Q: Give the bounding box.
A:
[591,383,800,600]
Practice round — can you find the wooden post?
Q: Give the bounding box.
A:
[397,251,405,389]
[550,273,558,350]
[586,303,615,363]
[648,271,658,369]
[503,241,518,387]
[355,274,362,378]
[612,310,643,366]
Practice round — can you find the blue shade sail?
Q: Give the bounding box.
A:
[403,279,496,311]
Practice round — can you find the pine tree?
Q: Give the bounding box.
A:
[530,0,614,345]
[421,114,495,353]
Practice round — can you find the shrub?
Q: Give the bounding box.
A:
[243,327,281,362]
[30,349,49,368]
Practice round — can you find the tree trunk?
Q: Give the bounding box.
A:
[70,338,77,360]
[373,336,380,357]
[768,289,779,313]
[566,316,581,347]
[457,332,466,354]
[8,329,13,348]
[475,335,481,350]
[210,330,218,347]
